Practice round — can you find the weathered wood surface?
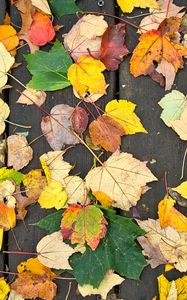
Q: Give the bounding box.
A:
[0,0,186,299]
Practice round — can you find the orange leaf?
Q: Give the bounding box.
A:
[158,195,187,232]
[28,12,55,46]
[0,203,16,231]
[0,25,19,52]
[17,257,56,278]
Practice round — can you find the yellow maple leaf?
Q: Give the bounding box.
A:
[116,0,159,13]
[157,274,187,300]
[0,25,19,52]
[0,278,10,300]
[158,195,187,232]
[38,181,67,210]
[68,55,107,96]
[17,258,56,278]
[105,99,147,134]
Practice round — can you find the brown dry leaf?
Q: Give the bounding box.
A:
[156,59,176,91]
[23,169,47,199]
[17,88,46,106]
[64,14,108,61]
[137,219,187,272]
[41,104,79,150]
[7,135,33,170]
[89,115,125,152]
[15,186,37,220]
[11,0,34,35]
[36,231,76,270]
[86,151,157,211]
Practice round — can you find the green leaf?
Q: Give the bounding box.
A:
[32,210,63,233]
[0,167,23,185]
[48,0,80,19]
[70,211,146,288]
[24,40,72,91]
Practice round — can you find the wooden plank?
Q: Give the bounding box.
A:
[8,1,116,299]
[118,1,187,299]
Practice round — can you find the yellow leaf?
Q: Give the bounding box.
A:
[23,169,47,200]
[0,228,3,251]
[117,0,159,13]
[0,98,10,134]
[105,99,147,134]
[157,274,172,300]
[165,264,174,272]
[38,181,67,210]
[173,181,187,199]
[0,202,16,231]
[0,42,15,89]
[157,274,187,300]
[68,55,106,96]
[158,195,187,232]
[17,257,56,278]
[0,278,10,300]
[31,0,52,15]
[175,276,187,300]
[0,25,19,52]
[93,191,112,206]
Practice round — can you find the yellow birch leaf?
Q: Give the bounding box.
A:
[105,99,147,134]
[38,181,67,210]
[173,181,187,199]
[68,55,107,96]
[116,0,159,13]
[157,274,187,300]
[0,42,15,89]
[0,278,10,300]
[158,274,172,300]
[17,257,56,278]
[175,276,187,300]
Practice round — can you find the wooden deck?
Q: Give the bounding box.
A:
[1,0,187,299]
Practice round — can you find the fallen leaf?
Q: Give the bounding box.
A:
[64,176,87,205]
[170,105,187,140]
[0,180,16,207]
[0,202,16,231]
[78,270,124,299]
[116,0,159,13]
[31,0,51,15]
[38,181,67,210]
[23,169,47,199]
[61,204,107,250]
[25,40,72,91]
[100,24,129,71]
[156,59,176,91]
[86,151,157,211]
[17,257,55,278]
[157,274,187,300]
[48,0,80,19]
[15,186,38,220]
[105,99,147,134]
[92,191,113,206]
[158,195,187,232]
[68,55,107,96]
[71,106,88,134]
[0,167,23,185]
[0,98,10,134]
[173,181,187,200]
[17,88,46,106]
[7,135,33,170]
[0,42,15,89]
[137,219,187,272]
[0,25,19,52]
[0,278,10,300]
[33,210,63,234]
[8,290,24,300]
[41,104,79,150]
[73,87,108,102]
[11,0,34,35]
[40,151,72,184]
[79,14,108,39]
[0,228,3,251]
[28,12,55,46]
[36,231,76,269]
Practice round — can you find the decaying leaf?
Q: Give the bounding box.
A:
[0,42,15,89]
[17,88,46,106]
[116,0,159,13]
[36,231,76,269]
[0,25,19,52]
[100,24,129,71]
[156,59,176,91]
[157,274,187,300]
[15,186,38,220]
[86,151,157,211]
[23,169,47,199]
[0,98,10,134]
[137,219,187,272]
[158,195,187,232]
[61,204,107,250]
[7,135,33,170]
[71,107,88,135]
[78,270,124,299]
[41,104,79,150]
[64,14,108,61]
[68,56,107,96]
[11,0,33,35]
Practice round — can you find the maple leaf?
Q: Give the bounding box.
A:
[0,42,15,89]
[7,135,33,170]
[33,210,63,234]
[158,195,187,232]
[0,98,10,134]
[78,270,124,299]
[41,104,80,150]
[100,24,129,71]
[89,115,125,152]
[17,257,56,278]
[137,219,187,272]
[70,210,146,287]
[28,12,55,46]
[64,14,108,62]
[68,55,107,96]
[0,167,23,185]
[23,169,47,200]
[130,17,187,88]
[61,204,107,250]
[116,0,159,13]
[157,274,187,300]
[31,0,52,15]
[16,88,46,106]
[85,151,157,211]
[36,231,76,269]
[64,176,87,205]
[0,278,10,300]
[71,107,88,135]
[0,25,19,52]
[25,40,72,91]
[48,0,80,19]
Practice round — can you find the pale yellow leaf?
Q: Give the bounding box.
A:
[171,105,187,140]
[0,42,15,89]
[17,88,46,106]
[0,98,10,134]
[79,14,108,39]
[8,290,25,300]
[31,0,51,15]
[64,176,87,205]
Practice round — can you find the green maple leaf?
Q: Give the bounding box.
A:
[48,0,80,19]
[0,167,23,185]
[70,210,146,288]
[24,40,72,91]
[32,210,63,233]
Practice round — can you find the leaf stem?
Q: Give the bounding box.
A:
[3,250,38,256]
[5,120,31,129]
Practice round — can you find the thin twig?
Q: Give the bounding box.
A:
[180,147,187,180]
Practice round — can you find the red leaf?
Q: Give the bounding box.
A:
[28,12,55,46]
[71,107,88,135]
[100,24,129,71]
